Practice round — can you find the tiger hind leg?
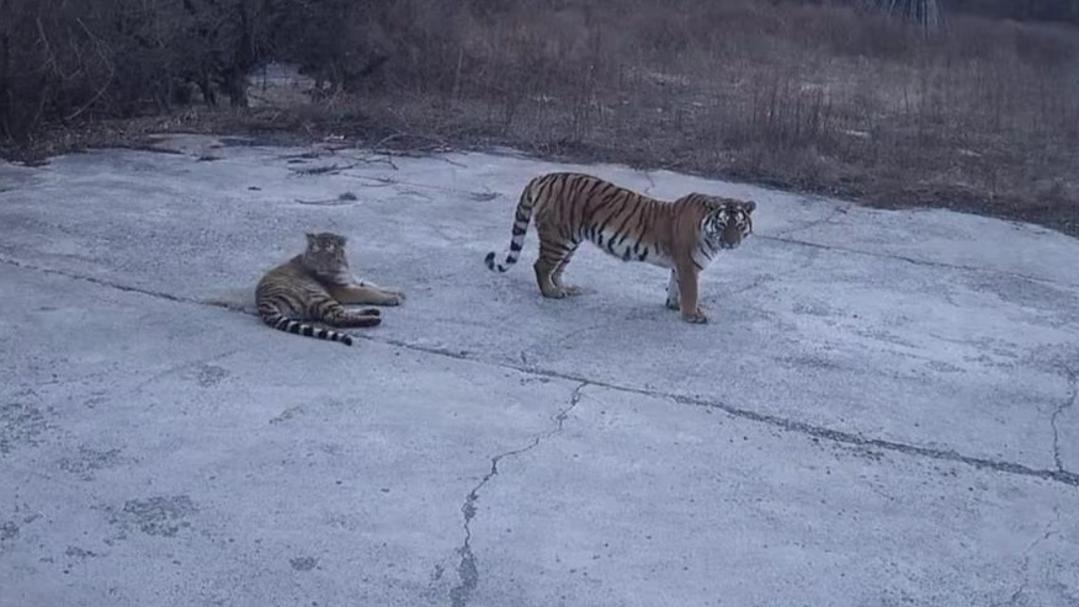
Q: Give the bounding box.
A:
[551,245,582,296]
[533,234,579,298]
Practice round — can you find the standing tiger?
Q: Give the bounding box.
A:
[256,232,406,346]
[484,172,755,323]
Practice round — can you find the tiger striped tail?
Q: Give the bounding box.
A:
[485,180,538,272]
[258,305,353,346]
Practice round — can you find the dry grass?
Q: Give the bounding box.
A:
[327,0,1079,235]
[5,0,1078,235]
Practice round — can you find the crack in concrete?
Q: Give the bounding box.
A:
[368,335,1079,487]
[1051,367,1077,472]
[4,257,1078,488]
[448,382,587,607]
[0,255,232,311]
[757,235,1079,291]
[993,509,1059,607]
[428,346,1079,489]
[773,203,851,239]
[340,173,484,199]
[724,248,821,298]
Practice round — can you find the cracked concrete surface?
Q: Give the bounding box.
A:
[450,383,586,607]
[1052,367,1078,474]
[2,134,1078,606]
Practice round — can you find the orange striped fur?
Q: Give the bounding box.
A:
[485,172,755,323]
[256,232,403,346]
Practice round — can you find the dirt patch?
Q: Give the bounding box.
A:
[0,396,52,455]
[112,495,199,538]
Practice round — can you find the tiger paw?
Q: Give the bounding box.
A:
[560,285,584,297]
[681,310,709,324]
[340,314,382,328]
[665,298,680,311]
[358,308,381,316]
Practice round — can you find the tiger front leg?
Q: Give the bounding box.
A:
[329,283,405,307]
[355,278,407,303]
[665,269,680,310]
[321,303,383,328]
[675,264,707,324]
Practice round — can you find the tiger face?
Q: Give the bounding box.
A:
[704,199,756,250]
[302,232,349,275]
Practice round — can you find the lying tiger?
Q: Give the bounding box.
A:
[485,172,755,323]
[256,232,405,346]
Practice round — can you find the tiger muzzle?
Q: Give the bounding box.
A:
[720,222,742,248]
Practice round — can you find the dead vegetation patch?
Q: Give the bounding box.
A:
[2,1,1077,236]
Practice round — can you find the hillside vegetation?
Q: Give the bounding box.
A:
[2,0,1076,234]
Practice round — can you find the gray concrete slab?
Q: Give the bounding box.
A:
[473,387,1079,607]
[1,134,1078,606]
[0,265,575,607]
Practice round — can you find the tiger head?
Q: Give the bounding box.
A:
[703,198,756,250]
[302,231,350,275]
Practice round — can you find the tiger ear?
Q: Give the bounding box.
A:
[744,200,756,214]
[305,232,317,243]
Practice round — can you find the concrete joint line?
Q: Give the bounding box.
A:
[756,235,1079,291]
[0,255,228,311]
[772,204,852,239]
[449,382,587,607]
[660,392,1079,487]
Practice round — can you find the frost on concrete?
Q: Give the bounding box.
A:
[1,134,1078,606]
